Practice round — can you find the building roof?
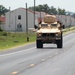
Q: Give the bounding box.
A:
[20,8,37,14]
[0,16,5,22]
[36,11,48,14]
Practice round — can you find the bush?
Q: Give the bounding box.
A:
[0,27,3,31]
[2,32,7,36]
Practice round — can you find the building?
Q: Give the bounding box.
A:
[4,8,75,32]
[56,15,75,27]
[0,16,5,30]
[5,8,38,32]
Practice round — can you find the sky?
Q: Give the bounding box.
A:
[0,0,75,12]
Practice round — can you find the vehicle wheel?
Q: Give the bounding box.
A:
[36,40,43,48]
[57,33,63,48]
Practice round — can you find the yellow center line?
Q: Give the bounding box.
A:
[55,52,58,55]
[49,56,52,58]
[11,71,18,74]
[30,64,35,67]
[41,59,45,61]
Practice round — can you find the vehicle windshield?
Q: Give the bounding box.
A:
[51,24,57,27]
[41,24,48,27]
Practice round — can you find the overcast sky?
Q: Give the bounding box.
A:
[0,0,75,12]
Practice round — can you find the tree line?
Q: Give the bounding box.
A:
[29,4,66,15]
[29,4,75,18]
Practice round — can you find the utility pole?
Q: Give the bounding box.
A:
[26,3,29,42]
[65,15,67,27]
[15,9,16,32]
[70,15,72,27]
[40,8,41,22]
[9,7,10,27]
[34,0,35,27]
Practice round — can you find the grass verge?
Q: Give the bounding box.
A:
[0,32,36,51]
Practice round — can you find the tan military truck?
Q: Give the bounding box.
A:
[34,15,63,48]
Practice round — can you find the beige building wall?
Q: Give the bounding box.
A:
[5,8,38,32]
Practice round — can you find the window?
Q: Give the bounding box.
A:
[18,15,21,20]
[51,24,57,27]
[41,24,48,27]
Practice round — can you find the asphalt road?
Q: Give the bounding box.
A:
[0,32,75,75]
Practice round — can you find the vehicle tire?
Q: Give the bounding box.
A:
[57,33,63,48]
[36,40,43,48]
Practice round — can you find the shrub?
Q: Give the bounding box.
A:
[0,27,3,31]
[2,32,7,36]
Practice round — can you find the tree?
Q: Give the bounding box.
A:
[0,5,9,16]
[42,4,50,13]
[49,6,57,15]
[57,8,66,15]
[29,4,50,13]
[29,6,34,11]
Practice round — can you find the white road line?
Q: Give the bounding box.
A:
[0,47,35,57]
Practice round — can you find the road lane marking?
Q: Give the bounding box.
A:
[55,52,58,55]
[0,47,35,57]
[49,56,52,58]
[30,64,35,67]
[11,71,18,74]
[41,59,45,61]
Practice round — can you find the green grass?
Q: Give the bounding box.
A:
[0,32,36,50]
[63,26,75,34]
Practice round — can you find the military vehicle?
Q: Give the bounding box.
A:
[34,15,63,48]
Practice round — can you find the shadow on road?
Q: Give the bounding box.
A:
[43,47,58,49]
